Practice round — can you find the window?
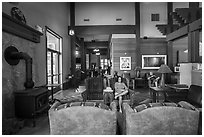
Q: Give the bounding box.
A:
[151,13,160,21]
[46,27,62,90]
[100,59,108,69]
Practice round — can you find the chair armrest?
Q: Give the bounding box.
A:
[122,102,134,114]
[110,100,118,111]
[49,101,61,111]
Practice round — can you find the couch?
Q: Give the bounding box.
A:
[49,101,117,135]
[122,101,200,135]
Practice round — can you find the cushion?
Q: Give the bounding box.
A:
[178,101,197,111]
[55,102,110,111]
[133,102,178,113]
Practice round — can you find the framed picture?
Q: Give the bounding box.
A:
[120,57,131,70]
[142,55,167,69]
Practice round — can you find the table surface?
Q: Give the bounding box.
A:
[165,84,189,90]
[150,86,175,92]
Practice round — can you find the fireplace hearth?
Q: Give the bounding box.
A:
[14,87,49,126]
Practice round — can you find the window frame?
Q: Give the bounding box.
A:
[45,26,63,89]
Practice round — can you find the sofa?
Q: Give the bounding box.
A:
[49,101,117,135]
[122,101,200,135]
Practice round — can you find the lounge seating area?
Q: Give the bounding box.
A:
[48,75,202,135]
[2,2,202,135]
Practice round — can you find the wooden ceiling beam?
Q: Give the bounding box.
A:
[72,25,136,36]
[85,41,109,49]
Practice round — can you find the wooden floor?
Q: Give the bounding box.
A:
[14,87,149,135]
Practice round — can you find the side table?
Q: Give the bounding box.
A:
[149,86,174,103]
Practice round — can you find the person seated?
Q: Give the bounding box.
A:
[114,76,129,113]
[147,72,160,87]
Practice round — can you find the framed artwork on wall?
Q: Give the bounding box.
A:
[120,57,131,70]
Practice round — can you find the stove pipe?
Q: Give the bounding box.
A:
[4,46,34,88]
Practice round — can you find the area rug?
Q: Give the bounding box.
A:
[53,89,83,103]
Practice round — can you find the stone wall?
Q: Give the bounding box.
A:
[2,32,39,134]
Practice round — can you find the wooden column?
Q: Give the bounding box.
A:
[167,41,173,69]
[80,38,86,73]
[70,2,75,75]
[135,2,141,67]
[166,2,173,68]
[167,2,173,33]
[188,31,200,63]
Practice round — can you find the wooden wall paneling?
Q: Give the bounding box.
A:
[111,38,137,74]
[140,38,167,55]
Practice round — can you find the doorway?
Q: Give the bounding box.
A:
[46,27,62,92]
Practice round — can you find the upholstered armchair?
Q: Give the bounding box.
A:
[83,76,104,100]
[122,101,200,135]
[49,101,117,135]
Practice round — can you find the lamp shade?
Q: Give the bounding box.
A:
[157,64,172,74]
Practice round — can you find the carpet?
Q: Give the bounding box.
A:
[53,88,83,103]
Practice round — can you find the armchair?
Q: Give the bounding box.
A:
[83,76,104,100]
[166,85,202,108]
[49,101,117,135]
[122,101,200,135]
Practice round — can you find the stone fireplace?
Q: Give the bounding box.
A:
[2,13,45,134]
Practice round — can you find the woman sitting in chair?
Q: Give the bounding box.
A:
[114,76,128,112]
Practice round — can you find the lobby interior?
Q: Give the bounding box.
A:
[2,2,202,135]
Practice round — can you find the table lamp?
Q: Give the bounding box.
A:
[157,64,172,88]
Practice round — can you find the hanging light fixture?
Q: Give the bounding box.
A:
[93,48,99,52]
